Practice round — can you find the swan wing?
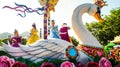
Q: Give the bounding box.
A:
[2,39,71,62]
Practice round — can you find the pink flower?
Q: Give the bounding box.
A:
[86,62,99,67]
[0,56,15,67]
[83,47,89,51]
[60,61,75,67]
[97,51,102,57]
[41,62,55,67]
[99,57,112,67]
[12,62,28,67]
[0,62,8,67]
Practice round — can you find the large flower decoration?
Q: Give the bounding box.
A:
[86,62,99,67]
[99,57,112,67]
[41,62,55,67]
[12,62,27,67]
[60,61,75,67]
[0,56,15,67]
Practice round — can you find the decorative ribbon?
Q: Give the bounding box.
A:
[3,2,44,17]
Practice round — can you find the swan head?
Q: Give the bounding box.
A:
[88,4,104,22]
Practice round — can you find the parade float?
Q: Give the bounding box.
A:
[0,0,120,67]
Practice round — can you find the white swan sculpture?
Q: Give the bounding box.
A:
[72,3,103,47]
[2,3,103,64]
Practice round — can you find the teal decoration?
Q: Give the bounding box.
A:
[69,48,77,57]
[66,46,78,59]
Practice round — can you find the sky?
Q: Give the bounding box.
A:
[0,0,120,38]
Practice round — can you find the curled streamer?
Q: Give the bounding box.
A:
[3,2,44,17]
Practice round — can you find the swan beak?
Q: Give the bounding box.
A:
[93,13,104,22]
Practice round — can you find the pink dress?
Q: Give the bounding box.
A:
[60,26,70,42]
[11,36,22,47]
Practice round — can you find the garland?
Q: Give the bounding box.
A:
[77,45,105,58]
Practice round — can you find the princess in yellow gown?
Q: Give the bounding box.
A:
[26,23,40,45]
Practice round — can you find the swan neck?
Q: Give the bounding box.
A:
[72,3,102,48]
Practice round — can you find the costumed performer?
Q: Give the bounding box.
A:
[26,23,40,45]
[10,29,22,47]
[60,23,71,42]
[48,20,60,39]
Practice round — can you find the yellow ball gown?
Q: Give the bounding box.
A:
[26,28,40,45]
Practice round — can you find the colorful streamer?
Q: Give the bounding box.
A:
[3,3,44,17]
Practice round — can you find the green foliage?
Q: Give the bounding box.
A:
[21,38,27,45]
[0,40,2,46]
[0,51,13,58]
[2,38,9,44]
[70,36,79,46]
[86,7,120,45]
[49,59,65,67]
[15,57,26,63]
[28,63,38,67]
[93,55,101,63]
[15,57,39,67]
[109,59,120,67]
